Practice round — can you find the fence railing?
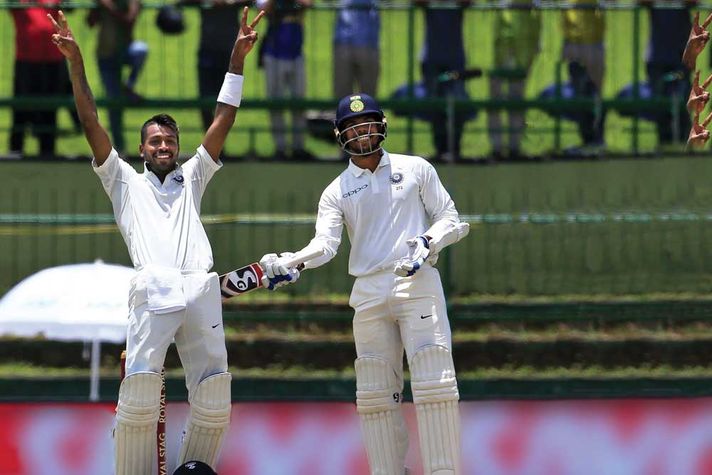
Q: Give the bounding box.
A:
[5,157,712,298]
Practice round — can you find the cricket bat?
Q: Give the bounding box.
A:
[219,248,324,299]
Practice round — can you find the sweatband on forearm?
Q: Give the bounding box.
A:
[217,73,244,107]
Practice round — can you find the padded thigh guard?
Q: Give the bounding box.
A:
[177,372,232,469]
[410,345,461,475]
[114,372,163,475]
[355,356,410,475]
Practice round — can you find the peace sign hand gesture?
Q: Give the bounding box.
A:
[683,12,712,70]
[687,70,712,114]
[230,7,265,66]
[48,10,81,62]
[687,111,712,149]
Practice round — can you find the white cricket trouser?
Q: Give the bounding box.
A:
[350,266,452,373]
[125,270,228,398]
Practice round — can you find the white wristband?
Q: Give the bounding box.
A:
[217,73,244,107]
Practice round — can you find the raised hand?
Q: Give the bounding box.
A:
[683,12,712,70]
[688,70,712,114]
[48,10,81,61]
[687,111,712,149]
[233,6,264,59]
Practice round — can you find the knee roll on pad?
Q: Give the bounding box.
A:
[410,345,459,404]
[355,355,401,414]
[177,372,232,469]
[114,372,163,475]
[410,345,461,475]
[355,356,409,475]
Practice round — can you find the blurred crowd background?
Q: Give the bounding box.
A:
[2,0,707,162]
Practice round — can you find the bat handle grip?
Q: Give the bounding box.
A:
[282,249,325,268]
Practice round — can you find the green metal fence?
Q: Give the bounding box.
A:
[5,156,712,298]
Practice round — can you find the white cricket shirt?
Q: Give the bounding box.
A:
[304,150,462,277]
[93,146,221,271]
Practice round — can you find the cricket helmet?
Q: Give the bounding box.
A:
[333,93,388,156]
[173,461,217,475]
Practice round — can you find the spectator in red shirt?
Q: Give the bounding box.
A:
[10,0,73,158]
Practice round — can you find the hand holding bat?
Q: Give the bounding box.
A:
[218,248,323,299]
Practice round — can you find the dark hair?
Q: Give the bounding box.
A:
[140,114,180,144]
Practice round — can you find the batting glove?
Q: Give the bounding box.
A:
[259,252,300,290]
[393,235,430,277]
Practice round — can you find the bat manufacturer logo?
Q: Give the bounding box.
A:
[229,268,258,291]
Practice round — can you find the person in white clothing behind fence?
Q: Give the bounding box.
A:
[49,7,264,474]
[260,93,470,475]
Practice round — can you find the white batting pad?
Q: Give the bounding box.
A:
[355,356,410,475]
[410,345,461,475]
[114,372,162,475]
[177,372,232,468]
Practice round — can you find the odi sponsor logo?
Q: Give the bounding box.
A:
[343,183,368,199]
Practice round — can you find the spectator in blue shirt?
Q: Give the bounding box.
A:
[415,0,471,163]
[256,0,314,161]
[333,0,380,98]
[641,0,692,149]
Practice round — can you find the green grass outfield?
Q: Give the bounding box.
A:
[1,4,709,157]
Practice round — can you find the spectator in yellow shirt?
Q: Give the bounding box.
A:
[561,0,605,155]
[488,0,541,159]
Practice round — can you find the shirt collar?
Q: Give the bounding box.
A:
[143,162,182,187]
[347,150,390,177]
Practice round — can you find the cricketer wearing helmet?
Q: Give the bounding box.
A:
[260,93,470,474]
[50,7,264,474]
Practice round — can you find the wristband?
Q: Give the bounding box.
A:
[217,73,244,107]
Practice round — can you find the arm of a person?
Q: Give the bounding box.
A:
[49,11,112,164]
[202,7,264,161]
[124,0,140,26]
[299,189,344,270]
[418,161,468,252]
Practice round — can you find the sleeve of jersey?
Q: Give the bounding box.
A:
[183,145,223,195]
[92,148,134,196]
[419,161,462,249]
[300,188,343,270]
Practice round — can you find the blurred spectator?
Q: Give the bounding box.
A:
[256,0,315,161]
[415,0,471,163]
[641,0,692,149]
[87,0,148,154]
[9,0,74,158]
[488,0,540,160]
[183,0,249,133]
[333,0,380,98]
[561,0,605,155]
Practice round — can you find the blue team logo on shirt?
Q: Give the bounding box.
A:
[390,173,403,185]
[173,175,184,184]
